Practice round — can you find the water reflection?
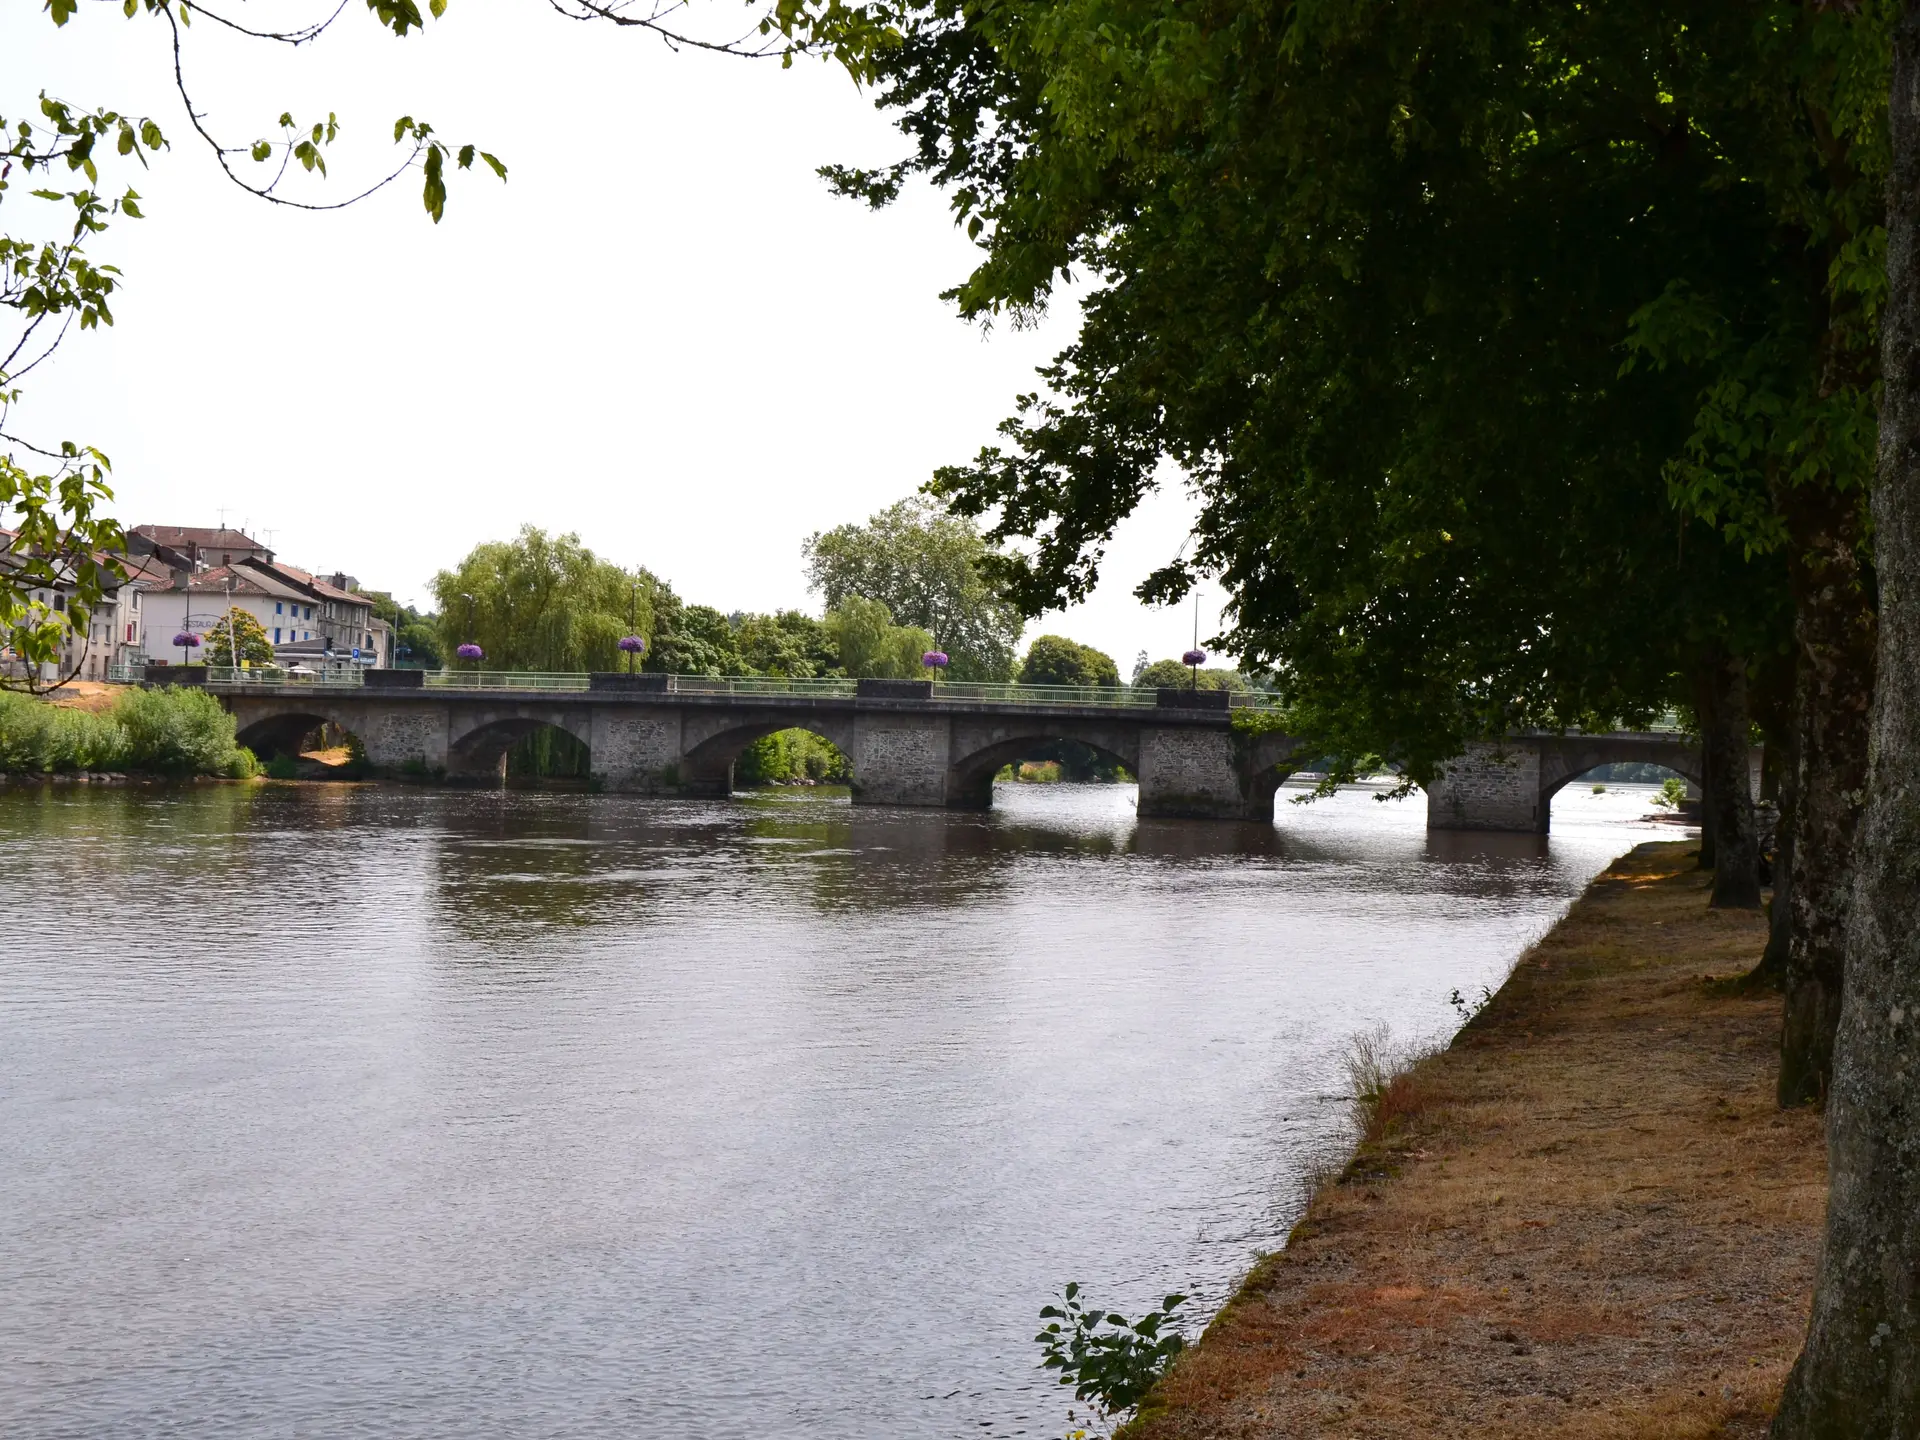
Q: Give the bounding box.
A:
[0,779,1680,1440]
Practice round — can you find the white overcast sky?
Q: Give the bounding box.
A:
[7,2,1232,668]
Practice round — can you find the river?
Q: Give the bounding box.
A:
[0,778,1681,1438]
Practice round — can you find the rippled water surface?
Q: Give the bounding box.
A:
[1,779,1682,1438]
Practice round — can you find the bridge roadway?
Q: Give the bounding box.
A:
[213,675,1703,830]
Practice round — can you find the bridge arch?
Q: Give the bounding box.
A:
[680,713,859,796]
[447,709,595,782]
[946,724,1141,810]
[1535,739,1703,807]
[235,708,361,762]
[1236,730,1307,822]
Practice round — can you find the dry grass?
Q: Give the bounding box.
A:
[39,680,121,713]
[1124,841,1824,1440]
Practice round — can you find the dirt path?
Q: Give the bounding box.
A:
[1127,841,1825,1440]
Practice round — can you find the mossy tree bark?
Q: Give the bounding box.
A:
[1751,720,1796,989]
[1770,5,1920,1425]
[1696,651,1763,910]
[1773,467,1878,1104]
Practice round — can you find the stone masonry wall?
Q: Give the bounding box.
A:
[851,714,952,807]
[1137,726,1248,818]
[591,709,685,792]
[1426,742,1545,832]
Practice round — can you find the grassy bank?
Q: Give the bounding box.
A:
[1126,841,1822,1440]
[0,686,257,778]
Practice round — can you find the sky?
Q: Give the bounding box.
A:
[6,2,1234,671]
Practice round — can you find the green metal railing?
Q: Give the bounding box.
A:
[181,665,1287,708]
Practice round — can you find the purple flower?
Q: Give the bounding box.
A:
[618,636,647,654]
[921,651,950,669]
[1182,649,1207,667]
[456,643,484,661]
[173,632,200,649]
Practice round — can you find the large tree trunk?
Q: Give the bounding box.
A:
[1773,469,1877,1105]
[1695,652,1762,909]
[1769,4,1920,1424]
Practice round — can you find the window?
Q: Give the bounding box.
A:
[274,628,281,644]
[53,594,65,612]
[275,602,283,615]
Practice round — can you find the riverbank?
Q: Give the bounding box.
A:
[1128,840,1824,1439]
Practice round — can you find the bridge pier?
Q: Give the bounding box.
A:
[1426,743,1548,833]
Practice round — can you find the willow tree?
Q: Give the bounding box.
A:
[430,525,669,672]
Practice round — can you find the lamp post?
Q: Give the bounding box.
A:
[620,581,646,673]
[459,592,477,670]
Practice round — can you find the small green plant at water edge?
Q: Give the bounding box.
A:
[1650,776,1688,809]
[264,754,299,780]
[1036,1282,1187,1431]
[1449,984,1493,1023]
[1591,782,1606,794]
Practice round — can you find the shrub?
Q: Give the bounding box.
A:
[113,686,249,777]
[264,754,300,780]
[0,690,128,772]
[1036,1283,1188,1429]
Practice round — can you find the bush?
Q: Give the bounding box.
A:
[0,690,127,772]
[111,686,249,776]
[264,754,299,780]
[1036,1283,1188,1427]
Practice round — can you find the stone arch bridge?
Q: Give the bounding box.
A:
[216,678,1702,830]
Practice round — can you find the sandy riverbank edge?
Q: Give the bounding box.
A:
[1122,840,1825,1440]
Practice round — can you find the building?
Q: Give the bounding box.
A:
[0,535,148,683]
[128,526,274,570]
[122,526,394,672]
[135,556,391,671]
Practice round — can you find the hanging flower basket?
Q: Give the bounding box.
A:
[456,643,484,662]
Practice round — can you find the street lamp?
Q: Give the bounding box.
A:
[620,581,646,673]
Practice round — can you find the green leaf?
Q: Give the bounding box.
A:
[479,150,506,180]
[422,143,446,222]
[250,140,272,162]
